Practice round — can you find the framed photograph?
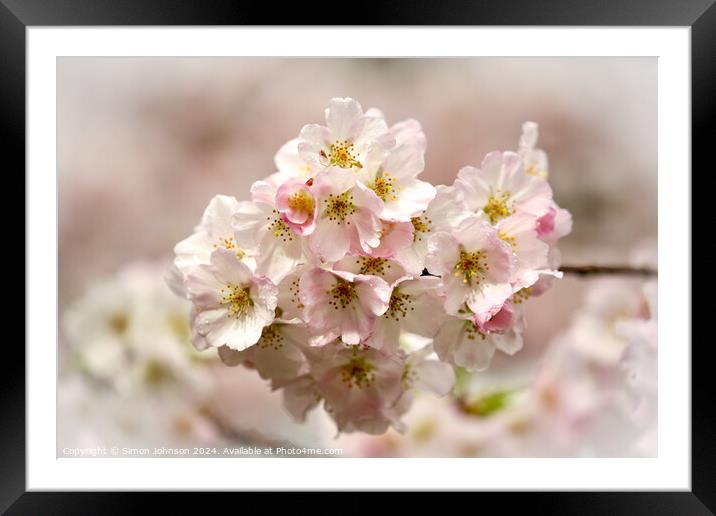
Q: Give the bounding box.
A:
[8,0,708,511]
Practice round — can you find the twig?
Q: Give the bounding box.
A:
[559,265,657,277]
[422,265,657,278]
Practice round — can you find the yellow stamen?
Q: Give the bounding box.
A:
[220,283,253,319]
[323,191,356,224]
[358,257,391,277]
[258,324,284,350]
[483,191,513,224]
[288,190,315,215]
[454,248,490,285]
[463,320,487,341]
[498,231,517,250]
[340,351,376,389]
[369,172,400,202]
[411,215,433,242]
[525,162,548,179]
[327,278,357,310]
[213,236,246,259]
[289,278,304,311]
[384,289,414,322]
[513,287,532,305]
[266,210,295,241]
[401,363,419,389]
[320,140,362,169]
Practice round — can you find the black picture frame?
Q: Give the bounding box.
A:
[5,0,708,512]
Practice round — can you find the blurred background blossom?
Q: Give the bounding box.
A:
[58,58,656,456]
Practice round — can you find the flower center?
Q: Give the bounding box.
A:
[288,277,304,311]
[512,287,532,304]
[454,248,490,285]
[385,289,414,321]
[358,257,391,276]
[267,210,294,241]
[498,231,517,250]
[220,283,253,319]
[288,190,315,216]
[411,215,432,242]
[323,191,356,224]
[258,324,284,350]
[369,172,399,202]
[328,279,358,310]
[213,236,246,259]
[320,140,362,169]
[483,191,513,224]
[143,360,173,386]
[525,162,547,179]
[401,363,419,389]
[340,354,376,389]
[108,311,129,335]
[463,320,487,341]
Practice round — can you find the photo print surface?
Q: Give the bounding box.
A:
[58,57,657,458]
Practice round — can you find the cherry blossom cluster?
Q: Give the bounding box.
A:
[168,98,571,434]
[337,280,657,457]
[61,262,221,448]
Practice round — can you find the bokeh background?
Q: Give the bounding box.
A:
[58,58,657,457]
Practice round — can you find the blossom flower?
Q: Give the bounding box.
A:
[307,168,384,262]
[394,185,465,275]
[334,281,654,457]
[274,265,309,323]
[518,121,549,179]
[232,179,306,284]
[274,138,313,180]
[362,220,415,259]
[307,344,406,434]
[528,333,636,455]
[164,98,576,438]
[364,108,427,150]
[367,276,446,351]
[333,254,410,288]
[63,261,212,395]
[58,375,220,450]
[281,374,323,423]
[388,344,456,424]
[508,277,656,457]
[213,267,312,387]
[536,203,573,245]
[495,212,557,290]
[454,151,553,226]
[217,320,309,388]
[400,344,456,398]
[274,178,318,235]
[433,305,524,372]
[298,97,395,173]
[425,216,515,321]
[617,281,657,448]
[564,278,645,365]
[333,394,478,458]
[186,248,278,352]
[170,195,256,297]
[389,118,427,150]
[355,144,436,222]
[299,267,391,346]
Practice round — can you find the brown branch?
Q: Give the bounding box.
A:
[423,265,657,278]
[559,265,657,277]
